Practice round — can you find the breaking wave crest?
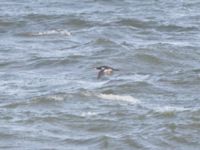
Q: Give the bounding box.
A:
[20,29,71,36]
[96,93,140,104]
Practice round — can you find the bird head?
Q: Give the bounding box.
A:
[95,66,105,70]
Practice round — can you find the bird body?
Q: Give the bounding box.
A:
[95,66,119,79]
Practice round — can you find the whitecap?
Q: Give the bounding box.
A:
[31,29,71,36]
[47,95,65,101]
[96,93,140,104]
[153,106,190,113]
[80,112,97,117]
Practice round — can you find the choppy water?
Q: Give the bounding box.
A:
[1,0,200,149]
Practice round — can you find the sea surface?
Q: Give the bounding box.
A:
[1,0,200,149]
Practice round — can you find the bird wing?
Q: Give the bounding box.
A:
[97,70,104,79]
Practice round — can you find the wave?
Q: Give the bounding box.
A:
[75,80,108,89]
[46,95,65,101]
[19,29,71,37]
[134,53,162,64]
[150,105,200,115]
[157,24,198,32]
[80,112,98,117]
[116,74,150,82]
[114,18,155,29]
[96,93,140,104]
[153,106,190,113]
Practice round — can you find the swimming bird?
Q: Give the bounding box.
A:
[95,66,119,79]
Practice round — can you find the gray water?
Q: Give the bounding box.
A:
[1,0,200,149]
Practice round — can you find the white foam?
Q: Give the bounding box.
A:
[96,93,140,104]
[80,112,97,117]
[154,106,189,113]
[47,95,64,101]
[32,29,71,36]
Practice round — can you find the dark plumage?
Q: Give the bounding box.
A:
[95,66,119,79]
